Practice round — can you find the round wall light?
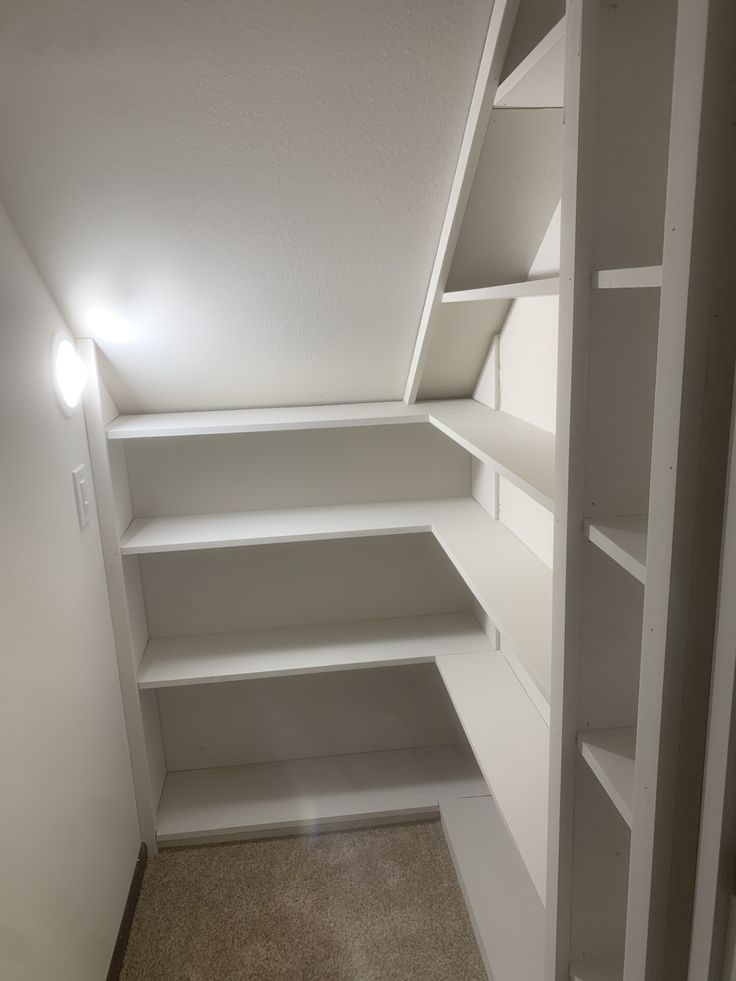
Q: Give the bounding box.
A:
[51,332,87,416]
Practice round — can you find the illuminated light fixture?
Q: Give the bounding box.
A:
[86,306,139,342]
[52,333,87,415]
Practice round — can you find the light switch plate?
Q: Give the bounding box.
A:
[72,464,91,528]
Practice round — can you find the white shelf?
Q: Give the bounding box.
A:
[441,795,545,981]
[108,398,554,511]
[442,277,560,303]
[156,744,486,843]
[107,400,427,439]
[437,651,550,902]
[594,266,662,289]
[122,498,553,708]
[494,17,566,109]
[426,401,554,510]
[570,956,624,981]
[137,612,491,689]
[578,727,636,828]
[584,515,647,584]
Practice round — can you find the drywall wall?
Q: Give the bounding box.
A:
[0,0,492,413]
[0,205,140,981]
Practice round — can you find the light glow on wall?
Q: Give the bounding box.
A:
[52,333,87,415]
[86,306,139,342]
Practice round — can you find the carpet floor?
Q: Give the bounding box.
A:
[120,820,488,981]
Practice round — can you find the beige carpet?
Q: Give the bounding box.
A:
[120,820,488,981]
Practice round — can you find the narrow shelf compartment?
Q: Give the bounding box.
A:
[442,276,560,303]
[578,727,636,827]
[441,795,545,981]
[107,400,426,439]
[437,651,550,902]
[570,956,624,981]
[123,498,553,712]
[594,266,662,289]
[494,17,566,109]
[156,744,486,843]
[424,401,555,510]
[137,612,491,689]
[584,515,647,584]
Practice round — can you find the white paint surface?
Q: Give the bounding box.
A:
[499,475,554,569]
[0,205,140,981]
[0,0,492,413]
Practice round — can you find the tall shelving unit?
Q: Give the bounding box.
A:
[78,0,734,979]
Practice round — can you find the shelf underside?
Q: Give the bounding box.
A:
[495,16,566,109]
[156,744,486,844]
[123,497,552,711]
[442,795,545,981]
[578,728,636,828]
[438,651,549,902]
[138,612,491,689]
[109,398,555,511]
[585,514,647,584]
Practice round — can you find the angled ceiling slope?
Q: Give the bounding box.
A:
[0,0,492,412]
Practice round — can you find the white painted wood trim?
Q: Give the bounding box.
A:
[442,276,560,303]
[494,16,567,109]
[156,744,485,843]
[441,795,545,981]
[570,957,624,981]
[584,515,647,585]
[594,266,663,289]
[578,727,636,828]
[137,613,491,689]
[402,0,521,403]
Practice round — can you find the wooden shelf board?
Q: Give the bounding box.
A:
[578,727,636,828]
[494,17,566,108]
[584,514,647,584]
[594,266,662,289]
[442,277,560,303]
[156,744,486,843]
[570,956,624,981]
[107,400,426,439]
[426,401,554,510]
[441,795,545,981]
[109,398,554,511]
[137,612,491,689]
[437,651,550,902]
[123,497,553,705]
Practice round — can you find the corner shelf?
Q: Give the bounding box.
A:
[442,795,545,981]
[442,277,560,303]
[494,17,566,109]
[122,497,553,712]
[584,515,647,584]
[137,612,491,689]
[108,398,555,512]
[437,650,549,902]
[156,744,486,844]
[578,727,636,828]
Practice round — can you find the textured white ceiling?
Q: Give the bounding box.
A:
[0,0,491,412]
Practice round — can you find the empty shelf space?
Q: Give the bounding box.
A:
[137,612,492,689]
[107,400,426,439]
[584,514,647,584]
[594,266,663,289]
[156,744,486,844]
[424,401,554,510]
[570,956,624,981]
[442,277,560,303]
[437,651,550,902]
[494,16,566,108]
[122,498,553,704]
[578,727,636,827]
[441,795,545,981]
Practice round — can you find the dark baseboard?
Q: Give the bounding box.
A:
[106,842,148,981]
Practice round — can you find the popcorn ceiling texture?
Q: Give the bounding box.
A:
[0,0,491,412]
[120,822,488,980]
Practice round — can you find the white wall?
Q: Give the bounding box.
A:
[0,205,140,981]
